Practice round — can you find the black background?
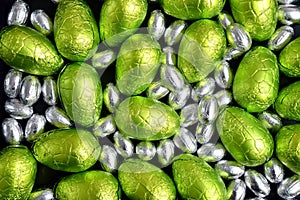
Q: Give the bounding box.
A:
[1,0,300,199]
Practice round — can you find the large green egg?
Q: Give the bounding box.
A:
[216,107,274,167]
[116,34,161,96]
[115,96,180,141]
[160,0,225,20]
[99,0,147,46]
[0,25,64,76]
[279,37,300,77]
[54,0,99,61]
[55,170,121,199]
[230,0,277,41]
[178,19,226,83]
[275,81,300,121]
[276,124,300,175]
[172,154,226,200]
[118,158,176,200]
[33,129,101,172]
[233,46,279,113]
[58,62,102,127]
[0,146,37,200]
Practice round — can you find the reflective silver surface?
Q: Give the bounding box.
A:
[146,81,169,100]
[113,131,134,158]
[168,85,190,110]
[7,0,29,25]
[197,143,225,162]
[193,77,216,101]
[162,46,176,66]
[198,95,219,124]
[4,69,22,98]
[226,179,246,200]
[223,46,244,61]
[214,90,233,110]
[104,83,121,113]
[268,25,294,51]
[148,10,165,40]
[227,23,252,51]
[136,141,156,161]
[93,115,116,137]
[258,111,282,133]
[214,60,233,89]
[2,118,23,145]
[160,64,185,92]
[173,127,197,153]
[244,170,271,197]
[195,123,215,144]
[164,20,186,46]
[218,12,235,29]
[157,139,175,166]
[5,98,33,120]
[32,188,55,200]
[45,106,72,128]
[180,103,198,127]
[278,5,300,25]
[99,145,118,173]
[277,175,300,199]
[20,75,41,106]
[92,49,116,69]
[42,76,58,106]
[264,158,284,183]
[25,114,46,142]
[30,9,53,35]
[215,160,245,179]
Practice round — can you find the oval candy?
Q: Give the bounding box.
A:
[55,170,121,200]
[0,25,64,76]
[178,19,226,83]
[33,129,101,172]
[172,154,226,200]
[118,158,176,200]
[233,46,279,113]
[54,0,99,61]
[279,36,300,77]
[216,107,274,166]
[275,81,300,120]
[276,124,300,175]
[230,0,277,41]
[116,34,161,95]
[160,0,225,20]
[0,146,37,200]
[115,96,180,141]
[58,62,102,127]
[99,0,147,46]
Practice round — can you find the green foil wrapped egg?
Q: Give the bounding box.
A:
[118,158,176,200]
[279,37,300,77]
[116,34,161,95]
[115,96,180,141]
[58,62,102,127]
[54,0,99,61]
[178,19,226,83]
[172,154,226,200]
[233,46,279,113]
[100,0,147,47]
[276,124,300,175]
[160,0,225,20]
[230,0,277,41]
[33,129,101,172]
[55,170,121,199]
[0,145,37,200]
[0,25,64,76]
[216,107,274,167]
[275,81,300,121]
